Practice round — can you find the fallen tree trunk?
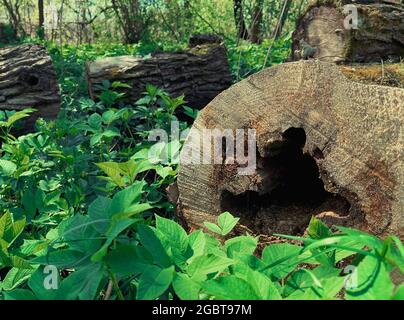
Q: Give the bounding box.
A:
[0,44,61,129]
[291,0,404,63]
[86,38,232,109]
[177,60,404,239]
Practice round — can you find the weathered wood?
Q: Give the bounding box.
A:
[0,44,61,128]
[292,0,404,63]
[86,42,232,109]
[177,60,404,239]
[340,63,404,87]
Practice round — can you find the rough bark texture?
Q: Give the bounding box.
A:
[86,41,232,109]
[0,44,61,129]
[177,60,404,239]
[292,0,404,63]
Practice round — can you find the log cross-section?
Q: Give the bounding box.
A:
[177,60,404,238]
[0,44,61,128]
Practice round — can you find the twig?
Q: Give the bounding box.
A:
[104,280,114,300]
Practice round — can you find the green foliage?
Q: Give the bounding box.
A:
[0,38,401,300]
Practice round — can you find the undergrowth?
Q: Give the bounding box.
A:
[0,39,402,300]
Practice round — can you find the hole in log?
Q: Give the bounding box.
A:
[26,75,40,86]
[220,127,351,236]
[19,72,40,87]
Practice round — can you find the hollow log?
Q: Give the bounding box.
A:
[177,60,404,239]
[86,41,232,109]
[0,44,61,129]
[291,0,404,63]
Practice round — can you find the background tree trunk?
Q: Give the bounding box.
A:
[291,0,404,63]
[0,44,61,130]
[177,60,404,239]
[1,0,25,38]
[249,0,264,44]
[111,0,144,44]
[86,36,232,109]
[271,0,292,39]
[38,0,45,39]
[233,0,249,40]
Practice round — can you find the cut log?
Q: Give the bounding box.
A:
[86,41,232,109]
[177,60,404,239]
[291,0,404,63]
[0,44,61,129]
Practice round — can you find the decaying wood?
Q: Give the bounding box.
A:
[340,63,404,88]
[86,40,232,109]
[292,0,404,63]
[0,44,61,129]
[177,60,404,238]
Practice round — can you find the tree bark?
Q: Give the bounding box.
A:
[249,0,263,44]
[86,38,232,109]
[0,44,61,130]
[291,0,404,63]
[38,0,45,39]
[111,0,144,44]
[1,0,25,37]
[177,60,404,239]
[233,0,249,40]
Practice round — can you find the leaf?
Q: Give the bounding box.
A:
[137,224,172,268]
[62,215,102,254]
[31,249,89,268]
[28,267,60,300]
[88,196,112,234]
[217,212,240,235]
[96,162,125,187]
[136,265,174,300]
[225,236,258,258]
[245,269,282,300]
[2,267,35,291]
[0,211,26,246]
[1,108,36,128]
[188,230,207,260]
[58,263,104,300]
[202,275,260,300]
[392,284,404,300]
[203,222,222,235]
[105,244,150,277]
[155,215,189,255]
[346,255,394,300]
[0,159,17,176]
[284,266,344,300]
[19,239,49,256]
[112,202,153,220]
[307,216,332,239]
[91,218,137,262]
[88,113,102,130]
[109,181,146,216]
[172,273,201,300]
[4,289,37,300]
[21,189,37,219]
[188,254,234,281]
[261,243,302,280]
[204,212,239,236]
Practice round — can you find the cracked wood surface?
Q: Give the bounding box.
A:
[177,60,404,238]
